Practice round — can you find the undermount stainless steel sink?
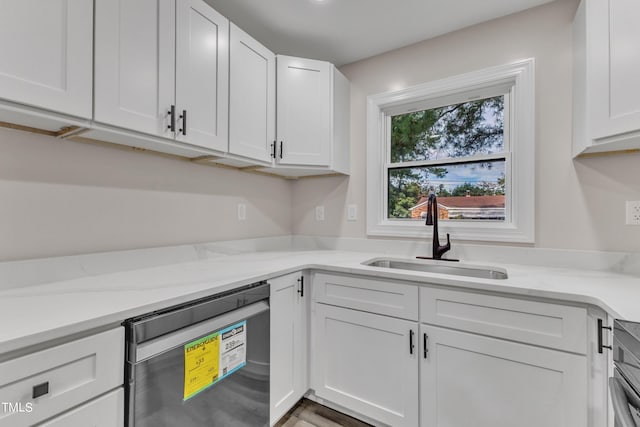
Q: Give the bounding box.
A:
[364,258,508,280]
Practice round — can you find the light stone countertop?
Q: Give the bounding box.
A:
[1,249,639,355]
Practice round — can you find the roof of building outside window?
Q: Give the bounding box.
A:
[410,195,506,210]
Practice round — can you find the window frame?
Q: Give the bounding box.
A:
[366,59,535,243]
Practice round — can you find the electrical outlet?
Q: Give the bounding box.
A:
[347,204,357,221]
[315,206,325,221]
[237,203,246,221]
[626,201,640,225]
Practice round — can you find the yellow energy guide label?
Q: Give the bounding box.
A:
[183,320,247,400]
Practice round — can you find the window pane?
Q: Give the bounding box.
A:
[390,95,504,162]
[388,160,506,221]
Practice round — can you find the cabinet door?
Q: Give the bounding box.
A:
[229,24,275,163]
[270,272,308,425]
[311,304,419,427]
[276,56,331,166]
[420,324,587,427]
[175,0,229,151]
[590,0,640,139]
[94,0,175,138]
[0,0,92,118]
[38,388,123,427]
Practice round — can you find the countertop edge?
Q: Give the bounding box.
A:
[0,254,634,355]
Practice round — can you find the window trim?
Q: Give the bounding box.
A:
[366,59,535,243]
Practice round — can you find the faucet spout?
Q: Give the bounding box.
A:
[420,192,455,261]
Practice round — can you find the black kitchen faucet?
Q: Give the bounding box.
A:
[417,192,457,261]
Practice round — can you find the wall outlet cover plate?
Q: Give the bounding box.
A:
[626,201,640,225]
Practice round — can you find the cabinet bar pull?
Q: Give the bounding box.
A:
[279,141,283,159]
[297,276,304,297]
[179,110,187,136]
[598,318,612,353]
[168,105,176,132]
[423,333,428,359]
[32,382,49,399]
[409,330,415,355]
[271,141,276,159]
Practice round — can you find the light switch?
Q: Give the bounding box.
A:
[315,206,325,221]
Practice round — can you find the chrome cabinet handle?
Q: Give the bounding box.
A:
[609,377,638,427]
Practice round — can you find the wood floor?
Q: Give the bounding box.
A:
[275,399,372,427]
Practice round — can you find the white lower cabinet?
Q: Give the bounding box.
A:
[38,388,123,427]
[308,273,600,427]
[311,303,419,427]
[0,327,124,427]
[270,271,308,425]
[420,324,587,427]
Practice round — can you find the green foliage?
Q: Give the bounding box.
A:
[450,181,504,197]
[390,96,504,162]
[391,109,439,162]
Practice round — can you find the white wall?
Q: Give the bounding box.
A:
[3,0,639,261]
[292,0,640,252]
[0,128,292,261]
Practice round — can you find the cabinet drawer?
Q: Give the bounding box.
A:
[420,287,587,354]
[39,388,123,427]
[0,327,124,427]
[313,273,418,320]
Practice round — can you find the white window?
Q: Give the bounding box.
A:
[366,59,535,243]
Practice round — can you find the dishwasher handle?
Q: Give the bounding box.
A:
[610,377,639,427]
[133,300,269,363]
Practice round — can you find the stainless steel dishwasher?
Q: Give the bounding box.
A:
[123,282,270,427]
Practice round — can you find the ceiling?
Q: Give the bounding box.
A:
[206,0,556,66]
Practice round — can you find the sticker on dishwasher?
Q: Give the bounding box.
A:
[183,320,247,401]
[219,321,247,378]
[183,331,220,400]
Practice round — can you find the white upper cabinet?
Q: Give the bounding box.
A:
[0,0,92,119]
[277,56,331,166]
[94,0,228,151]
[175,0,229,151]
[94,0,175,138]
[573,0,640,156]
[276,56,350,173]
[2,2,349,176]
[229,24,276,163]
